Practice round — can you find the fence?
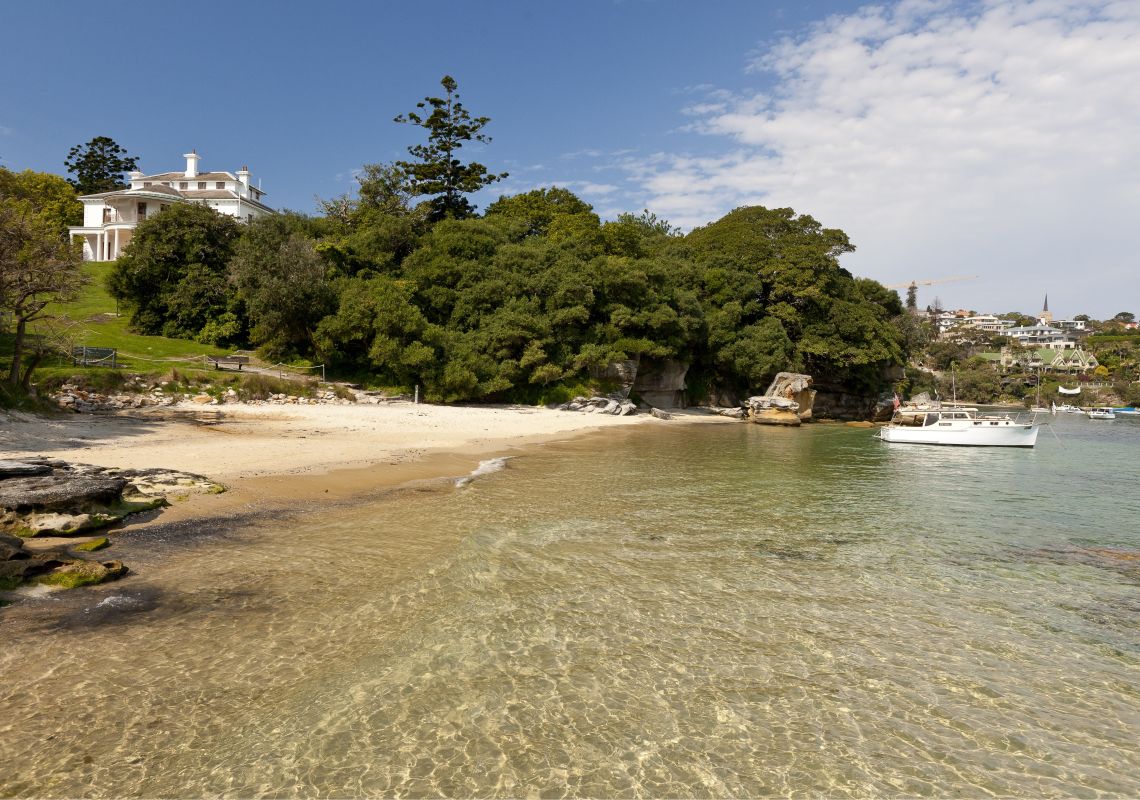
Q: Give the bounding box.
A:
[72,346,117,368]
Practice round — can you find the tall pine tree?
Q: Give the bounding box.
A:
[394,76,507,221]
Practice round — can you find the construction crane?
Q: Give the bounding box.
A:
[884,275,979,290]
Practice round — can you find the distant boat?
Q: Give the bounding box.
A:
[1086,407,1116,420]
[1052,403,1084,414]
[879,406,1039,447]
[1113,407,1139,416]
[1058,386,1081,395]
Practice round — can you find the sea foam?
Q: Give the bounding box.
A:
[455,457,511,487]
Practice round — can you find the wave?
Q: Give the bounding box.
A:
[455,457,512,487]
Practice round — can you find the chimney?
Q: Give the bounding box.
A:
[183,149,200,178]
[236,165,251,188]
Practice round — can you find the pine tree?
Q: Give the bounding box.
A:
[394,76,507,221]
[64,136,139,194]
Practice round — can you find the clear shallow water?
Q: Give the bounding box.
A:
[1,414,1138,797]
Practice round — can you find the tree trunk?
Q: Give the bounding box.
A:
[6,316,26,387]
[20,351,43,391]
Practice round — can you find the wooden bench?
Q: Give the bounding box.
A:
[206,355,250,371]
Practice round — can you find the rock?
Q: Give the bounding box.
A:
[633,359,689,409]
[650,408,673,420]
[0,475,128,511]
[73,536,110,552]
[0,461,53,479]
[716,407,746,419]
[1,532,27,560]
[749,408,802,426]
[846,421,875,428]
[747,372,816,425]
[37,559,128,590]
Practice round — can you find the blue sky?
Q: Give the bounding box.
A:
[2,0,1137,319]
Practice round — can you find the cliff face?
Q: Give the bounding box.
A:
[632,359,689,408]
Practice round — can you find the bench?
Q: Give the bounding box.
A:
[206,355,250,371]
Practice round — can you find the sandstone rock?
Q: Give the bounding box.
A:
[0,475,127,511]
[0,531,27,560]
[38,559,128,589]
[650,408,673,420]
[0,461,53,479]
[747,372,816,425]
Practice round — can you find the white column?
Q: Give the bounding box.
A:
[113,228,120,260]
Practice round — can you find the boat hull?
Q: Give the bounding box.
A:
[879,424,1039,447]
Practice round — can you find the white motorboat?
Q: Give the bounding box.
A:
[1052,403,1084,414]
[1086,407,1116,420]
[879,406,1040,447]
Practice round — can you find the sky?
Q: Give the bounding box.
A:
[2,0,1137,319]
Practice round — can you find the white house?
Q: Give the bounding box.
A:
[69,151,274,261]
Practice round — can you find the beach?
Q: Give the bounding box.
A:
[1,401,702,521]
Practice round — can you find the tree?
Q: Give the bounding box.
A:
[905,283,918,311]
[1113,311,1135,323]
[64,136,139,195]
[108,203,242,341]
[229,214,335,357]
[394,75,507,221]
[0,168,82,233]
[0,204,86,387]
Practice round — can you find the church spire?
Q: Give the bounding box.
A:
[1043,293,1049,313]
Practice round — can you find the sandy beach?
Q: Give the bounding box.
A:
[1,402,715,524]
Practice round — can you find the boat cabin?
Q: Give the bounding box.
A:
[890,408,1019,428]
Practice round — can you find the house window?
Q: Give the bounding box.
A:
[102,208,111,223]
[137,202,147,221]
[198,182,206,189]
[179,182,188,189]
[215,182,224,189]
[161,204,169,211]
[247,214,254,223]
[143,182,151,187]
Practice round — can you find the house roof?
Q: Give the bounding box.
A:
[142,171,236,182]
[80,185,184,200]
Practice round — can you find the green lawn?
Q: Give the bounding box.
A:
[45,262,230,367]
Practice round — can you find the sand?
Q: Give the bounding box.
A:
[2,402,725,525]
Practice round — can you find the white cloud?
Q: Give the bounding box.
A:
[635,0,1140,317]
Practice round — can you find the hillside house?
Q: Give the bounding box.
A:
[68,151,274,261]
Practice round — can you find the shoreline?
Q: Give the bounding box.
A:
[2,401,733,534]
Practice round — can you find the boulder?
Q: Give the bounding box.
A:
[37,559,128,589]
[650,407,674,420]
[0,531,26,560]
[0,461,53,479]
[747,372,816,425]
[0,475,128,511]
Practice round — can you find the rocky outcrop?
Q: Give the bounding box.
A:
[746,373,816,426]
[49,380,364,413]
[0,531,128,592]
[632,359,689,409]
[0,458,221,539]
[0,458,220,594]
[557,396,638,416]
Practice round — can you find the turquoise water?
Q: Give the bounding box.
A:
[1,414,1138,797]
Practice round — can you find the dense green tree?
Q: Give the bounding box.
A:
[108,203,242,341]
[0,168,82,234]
[0,202,86,387]
[229,214,335,357]
[64,136,139,194]
[684,206,903,394]
[394,75,507,220]
[484,187,598,238]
